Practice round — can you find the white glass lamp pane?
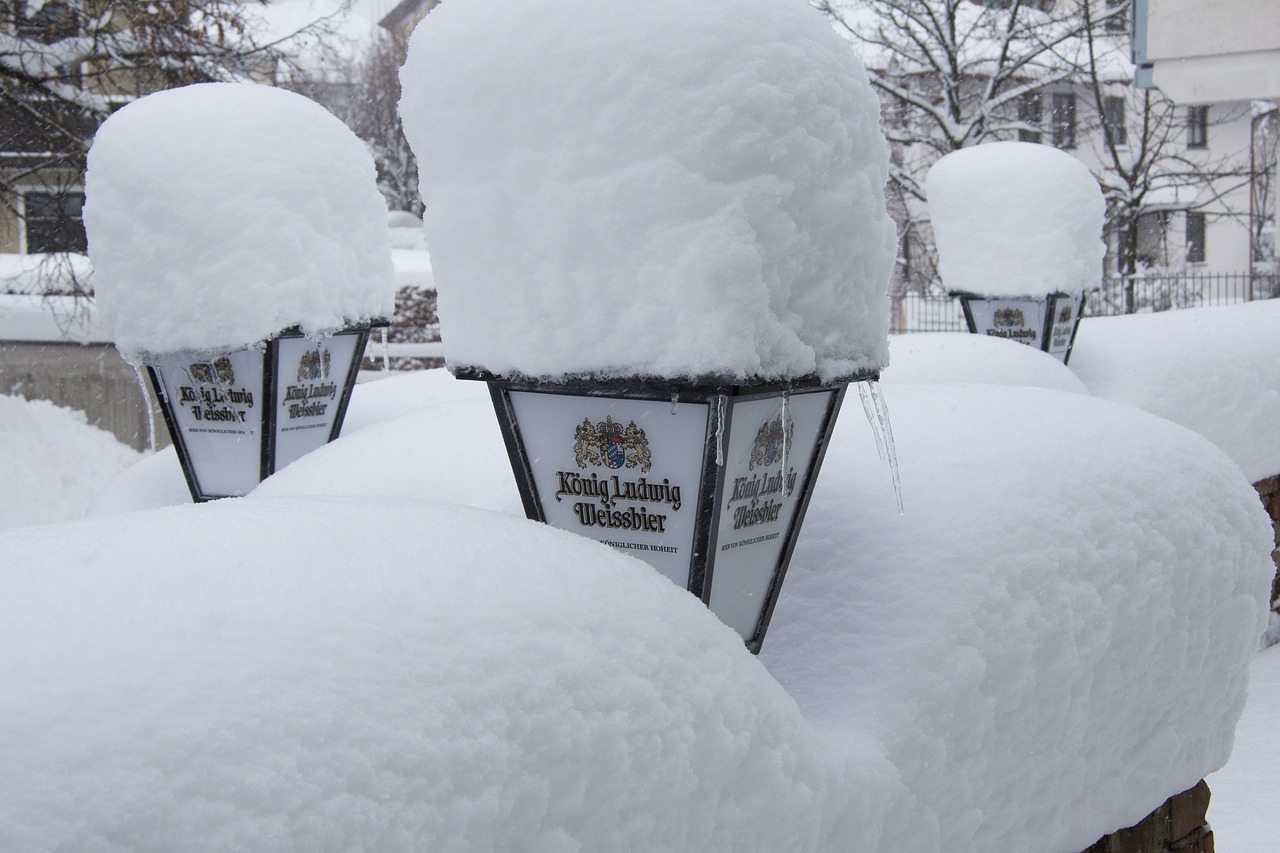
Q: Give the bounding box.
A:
[152,348,265,498]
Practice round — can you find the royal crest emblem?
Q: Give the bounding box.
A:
[1058,305,1073,323]
[188,356,234,385]
[297,347,331,382]
[574,415,652,472]
[993,308,1026,328]
[749,412,792,471]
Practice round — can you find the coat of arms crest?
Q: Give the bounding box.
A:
[188,356,234,385]
[993,308,1026,328]
[297,347,331,382]
[749,413,791,470]
[574,415,652,472]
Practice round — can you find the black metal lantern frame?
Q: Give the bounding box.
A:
[459,368,871,653]
[145,321,385,502]
[955,290,1087,364]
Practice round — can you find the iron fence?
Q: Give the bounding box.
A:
[890,272,1280,334]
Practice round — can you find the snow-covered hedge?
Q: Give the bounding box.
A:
[39,367,1274,852]
[1070,300,1280,483]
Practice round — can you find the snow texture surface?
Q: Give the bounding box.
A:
[71,367,1275,852]
[883,332,1089,393]
[927,141,1105,298]
[762,383,1274,853]
[0,395,140,530]
[1069,300,1280,483]
[84,83,395,359]
[0,496,906,852]
[398,0,895,382]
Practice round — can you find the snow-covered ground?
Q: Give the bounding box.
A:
[1070,300,1280,483]
[2,310,1276,849]
[0,395,141,531]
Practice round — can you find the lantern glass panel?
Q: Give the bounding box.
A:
[1046,293,1084,362]
[964,297,1047,347]
[272,332,363,472]
[709,390,835,639]
[151,347,265,498]
[508,389,710,589]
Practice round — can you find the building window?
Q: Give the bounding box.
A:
[1185,212,1206,263]
[1104,0,1128,33]
[1187,105,1209,149]
[1051,93,1076,149]
[23,191,87,254]
[14,1,79,43]
[1136,210,1170,267]
[1018,93,1042,143]
[1103,96,1126,147]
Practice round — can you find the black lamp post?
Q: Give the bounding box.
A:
[462,369,871,652]
[954,290,1086,364]
[145,322,384,502]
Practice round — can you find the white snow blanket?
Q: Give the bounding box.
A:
[763,383,1273,851]
[0,395,140,531]
[15,369,1271,852]
[0,497,904,851]
[1070,300,1280,483]
[398,0,895,382]
[882,332,1089,393]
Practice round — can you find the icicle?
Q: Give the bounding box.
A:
[133,365,157,453]
[858,382,887,461]
[781,392,793,496]
[379,327,390,373]
[670,390,679,415]
[714,394,727,466]
[869,380,903,515]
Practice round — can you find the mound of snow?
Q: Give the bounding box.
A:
[927,142,1104,298]
[398,0,895,382]
[0,496,906,851]
[882,333,1089,393]
[0,395,141,531]
[1069,301,1280,482]
[763,383,1273,852]
[66,369,1275,851]
[85,83,394,358]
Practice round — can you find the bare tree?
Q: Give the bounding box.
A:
[1074,0,1253,311]
[287,29,421,215]
[1250,102,1278,292]
[816,0,1090,291]
[0,0,342,279]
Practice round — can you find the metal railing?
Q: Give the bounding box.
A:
[890,272,1280,334]
[1086,272,1280,316]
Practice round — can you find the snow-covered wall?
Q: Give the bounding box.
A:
[1070,300,1280,484]
[763,383,1274,852]
[42,367,1275,853]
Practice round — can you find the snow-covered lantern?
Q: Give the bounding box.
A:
[398,0,896,651]
[85,84,395,502]
[927,142,1104,364]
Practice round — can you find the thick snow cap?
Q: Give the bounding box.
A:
[0,496,871,851]
[927,141,1105,298]
[398,0,896,383]
[85,83,395,359]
